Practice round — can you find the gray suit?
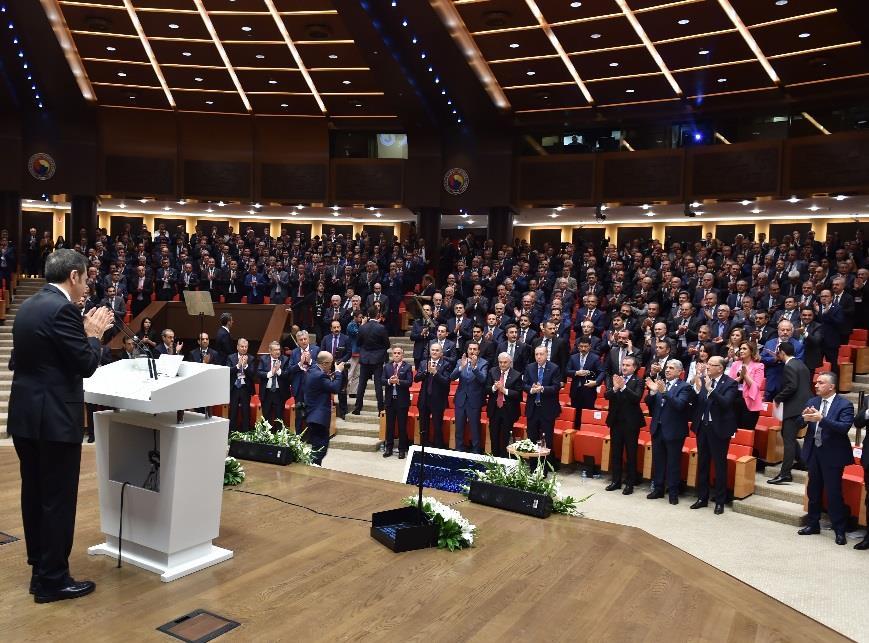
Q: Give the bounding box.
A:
[773,357,813,476]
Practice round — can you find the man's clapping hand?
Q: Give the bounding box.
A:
[83,306,114,339]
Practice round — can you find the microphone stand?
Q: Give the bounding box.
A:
[111,315,157,380]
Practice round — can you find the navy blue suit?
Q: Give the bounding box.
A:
[573,307,607,336]
[227,352,256,431]
[647,379,696,498]
[523,361,562,470]
[302,365,343,465]
[415,358,452,448]
[382,360,414,454]
[817,303,845,374]
[323,332,351,416]
[257,355,290,423]
[289,345,320,432]
[761,337,804,401]
[567,351,604,425]
[693,374,739,504]
[451,357,489,453]
[802,394,856,534]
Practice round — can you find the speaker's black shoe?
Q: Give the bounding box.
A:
[835,532,847,546]
[622,485,633,496]
[605,482,621,491]
[29,575,37,595]
[382,450,392,458]
[34,579,95,604]
[668,497,679,505]
[767,474,792,485]
[398,452,406,460]
[797,525,821,536]
[854,534,869,550]
[350,409,361,415]
[690,499,708,510]
[793,461,808,471]
[646,490,664,500]
[714,503,725,515]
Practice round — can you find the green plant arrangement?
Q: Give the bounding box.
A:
[229,417,317,465]
[403,495,476,551]
[224,457,245,486]
[465,456,590,516]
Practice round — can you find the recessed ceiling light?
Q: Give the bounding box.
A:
[242,26,252,32]
[509,43,520,49]
[570,2,582,7]
[206,100,213,105]
[328,54,338,59]
[139,198,148,203]
[217,201,225,207]
[641,204,650,209]
[788,196,800,203]
[776,0,788,5]
[799,32,810,38]
[129,95,136,99]
[206,208,213,213]
[549,213,558,218]
[590,33,601,39]
[374,212,382,218]
[717,78,727,83]
[332,212,340,217]
[834,194,847,201]
[268,79,277,85]
[342,80,351,84]
[625,88,635,93]
[163,206,171,211]
[117,71,126,77]
[194,77,203,82]
[467,220,474,225]
[332,206,340,211]
[609,62,619,67]
[808,205,820,211]
[698,49,710,55]
[249,209,256,215]
[354,103,363,108]
[690,202,701,208]
[169,23,179,29]
[526,70,535,76]
[178,199,186,205]
[740,200,752,206]
[119,203,126,209]
[255,54,265,59]
[645,212,655,217]
[280,103,288,107]
[751,208,762,214]
[677,19,690,25]
[106,46,116,52]
[291,211,297,216]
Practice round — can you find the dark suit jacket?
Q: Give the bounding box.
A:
[382,360,413,408]
[817,303,845,351]
[693,374,738,440]
[289,345,320,398]
[414,359,452,412]
[357,320,390,365]
[186,347,220,364]
[213,326,234,365]
[227,352,256,389]
[476,338,498,365]
[8,285,104,442]
[604,374,646,432]
[773,357,813,419]
[410,320,435,362]
[523,361,562,423]
[647,379,695,441]
[573,307,607,335]
[322,333,351,364]
[498,340,531,374]
[567,351,604,408]
[446,316,473,349]
[799,321,824,371]
[257,355,291,397]
[486,367,523,418]
[303,366,342,426]
[801,395,855,469]
[605,345,642,376]
[424,338,457,364]
[451,358,489,411]
[532,336,569,380]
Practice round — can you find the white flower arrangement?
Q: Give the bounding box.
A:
[229,417,316,465]
[510,438,544,453]
[403,495,476,551]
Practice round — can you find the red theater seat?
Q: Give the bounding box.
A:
[755,416,783,463]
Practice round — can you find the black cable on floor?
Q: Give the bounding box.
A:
[226,488,372,524]
[117,482,129,568]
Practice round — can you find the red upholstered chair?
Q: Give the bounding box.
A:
[754,415,783,464]
[573,409,610,468]
[553,419,575,464]
[513,402,527,442]
[843,464,868,527]
[850,329,868,344]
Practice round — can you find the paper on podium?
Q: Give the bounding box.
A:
[772,402,783,421]
[84,358,229,412]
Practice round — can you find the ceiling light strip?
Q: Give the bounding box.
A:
[192,0,252,112]
[788,71,869,87]
[716,0,779,85]
[714,132,732,144]
[686,86,776,99]
[633,0,704,13]
[471,24,541,37]
[429,0,511,110]
[39,0,96,101]
[801,111,831,135]
[768,42,861,60]
[673,58,756,73]
[615,0,682,96]
[121,0,175,108]
[490,54,560,65]
[548,12,623,28]
[59,1,123,8]
[748,9,837,29]
[525,0,593,104]
[652,28,735,45]
[503,81,574,90]
[262,0,325,114]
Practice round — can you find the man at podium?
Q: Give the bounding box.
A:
[8,249,114,603]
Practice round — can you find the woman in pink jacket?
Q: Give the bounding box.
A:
[728,341,765,430]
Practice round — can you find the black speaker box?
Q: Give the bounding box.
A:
[468,480,552,519]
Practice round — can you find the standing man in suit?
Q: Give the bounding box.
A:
[768,342,814,484]
[606,329,642,376]
[691,356,739,514]
[798,372,855,546]
[409,304,435,370]
[381,346,413,458]
[853,397,869,550]
[567,337,604,429]
[604,355,645,495]
[353,309,390,415]
[414,343,451,449]
[447,302,473,354]
[486,352,523,457]
[227,338,255,431]
[816,289,845,376]
[129,265,153,319]
[794,307,824,372]
[424,323,457,366]
[760,320,804,401]
[532,320,569,381]
[325,320,351,419]
[8,250,114,603]
[646,360,695,504]
[451,341,489,453]
[258,341,290,424]
[302,352,345,465]
[288,330,320,433]
[498,324,531,375]
[213,313,234,366]
[523,346,562,472]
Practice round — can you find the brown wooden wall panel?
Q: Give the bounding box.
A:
[322,224,353,240]
[197,219,229,235]
[261,163,327,202]
[0,117,23,191]
[105,155,175,196]
[282,223,312,242]
[688,142,781,199]
[784,132,869,194]
[617,226,653,247]
[154,218,187,238]
[715,223,756,243]
[769,222,811,242]
[333,160,403,204]
[530,228,562,250]
[110,216,144,239]
[827,222,867,241]
[518,157,595,204]
[601,150,684,203]
[362,225,395,242]
[239,221,270,237]
[572,227,607,249]
[665,225,702,246]
[184,160,251,200]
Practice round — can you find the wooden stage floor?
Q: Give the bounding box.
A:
[0,449,844,642]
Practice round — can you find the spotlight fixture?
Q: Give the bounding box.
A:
[788,196,800,203]
[834,195,847,201]
[740,199,752,206]
[684,203,696,218]
[808,205,821,212]
[594,203,607,222]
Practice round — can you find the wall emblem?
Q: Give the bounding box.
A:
[443,168,469,196]
[28,153,56,181]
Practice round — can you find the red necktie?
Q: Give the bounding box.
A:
[497,371,506,408]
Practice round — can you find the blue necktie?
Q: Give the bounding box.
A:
[537,366,544,403]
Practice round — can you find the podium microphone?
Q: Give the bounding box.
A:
[110,316,158,379]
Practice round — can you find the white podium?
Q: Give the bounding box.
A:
[84,359,233,582]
